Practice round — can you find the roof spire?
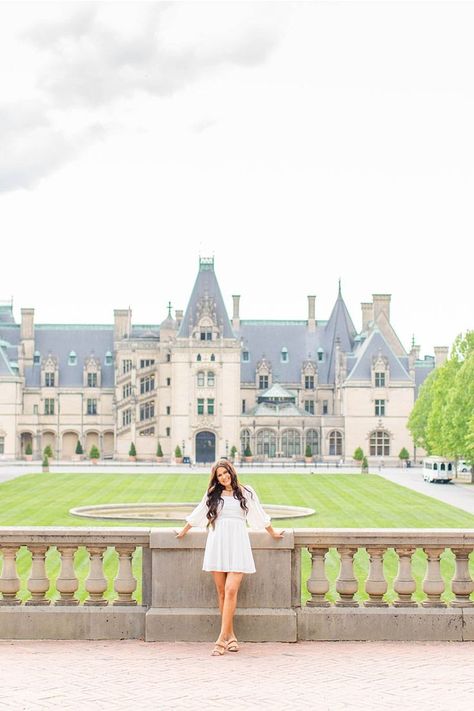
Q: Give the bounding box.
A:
[411,333,416,348]
[338,278,342,296]
[167,301,172,318]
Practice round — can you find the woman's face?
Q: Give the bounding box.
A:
[216,466,232,488]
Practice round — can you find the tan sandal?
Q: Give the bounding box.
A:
[227,637,239,652]
[211,641,228,656]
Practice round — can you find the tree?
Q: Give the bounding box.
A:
[174,444,182,458]
[42,454,49,471]
[361,456,368,473]
[25,442,33,455]
[244,445,252,457]
[156,442,163,457]
[230,445,237,460]
[443,333,474,480]
[399,447,410,466]
[426,357,460,456]
[43,444,53,459]
[129,442,137,457]
[89,445,100,460]
[305,444,313,458]
[75,440,83,455]
[353,447,364,463]
[408,369,437,453]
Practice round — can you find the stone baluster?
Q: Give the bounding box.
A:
[364,546,388,607]
[422,547,446,607]
[451,548,474,607]
[113,546,137,605]
[335,547,359,607]
[25,545,51,605]
[0,547,21,605]
[306,547,330,607]
[84,546,108,606]
[393,547,417,607]
[55,546,79,606]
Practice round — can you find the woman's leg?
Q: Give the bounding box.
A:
[219,572,244,642]
[212,571,227,616]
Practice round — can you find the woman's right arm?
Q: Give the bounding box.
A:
[175,491,208,537]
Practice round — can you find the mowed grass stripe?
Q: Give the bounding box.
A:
[1,472,473,604]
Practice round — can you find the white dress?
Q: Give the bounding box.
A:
[185,484,271,574]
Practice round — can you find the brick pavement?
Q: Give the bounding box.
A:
[0,640,473,710]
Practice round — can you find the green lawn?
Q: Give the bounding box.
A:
[1,471,473,605]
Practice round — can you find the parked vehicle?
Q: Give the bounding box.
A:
[458,460,472,473]
[422,456,454,483]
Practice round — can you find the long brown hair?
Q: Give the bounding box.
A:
[205,459,251,529]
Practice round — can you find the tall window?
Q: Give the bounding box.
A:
[322,400,328,415]
[242,351,250,362]
[240,429,251,453]
[166,427,171,437]
[140,401,155,421]
[197,371,205,387]
[304,400,314,414]
[197,398,204,415]
[256,429,277,458]
[259,375,268,390]
[281,347,288,363]
[105,351,113,366]
[123,382,132,399]
[242,399,246,413]
[306,429,319,455]
[166,406,171,415]
[166,378,171,386]
[87,399,97,415]
[200,330,212,340]
[44,398,55,415]
[87,372,97,388]
[140,359,155,369]
[68,351,77,366]
[122,359,132,374]
[305,375,314,390]
[207,398,215,415]
[207,371,215,387]
[317,349,324,362]
[122,409,131,426]
[282,430,301,457]
[329,431,342,456]
[45,372,55,387]
[210,354,215,362]
[0,436,5,454]
[140,375,155,394]
[33,351,41,364]
[375,372,385,387]
[370,430,390,456]
[375,399,385,416]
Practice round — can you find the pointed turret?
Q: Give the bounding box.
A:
[324,283,357,383]
[177,257,234,339]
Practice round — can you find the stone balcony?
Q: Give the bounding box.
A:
[1,527,474,641]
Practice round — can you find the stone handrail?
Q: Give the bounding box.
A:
[1,527,474,640]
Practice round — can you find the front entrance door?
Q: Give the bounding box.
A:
[195,431,216,463]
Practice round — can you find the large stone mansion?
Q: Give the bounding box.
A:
[0,257,447,463]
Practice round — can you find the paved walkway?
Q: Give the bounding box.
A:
[0,639,473,710]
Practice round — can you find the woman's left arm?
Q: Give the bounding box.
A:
[244,485,284,538]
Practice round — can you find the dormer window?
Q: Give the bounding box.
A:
[33,350,41,365]
[45,372,55,387]
[200,330,212,341]
[68,351,77,366]
[375,372,385,387]
[317,348,324,362]
[105,351,113,366]
[281,347,288,363]
[242,351,250,362]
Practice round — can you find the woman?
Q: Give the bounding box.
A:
[176,458,284,656]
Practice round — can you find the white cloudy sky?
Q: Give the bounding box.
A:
[1,1,472,356]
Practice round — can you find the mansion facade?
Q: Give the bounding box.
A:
[0,258,447,464]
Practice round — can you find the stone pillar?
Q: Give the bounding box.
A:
[232,295,240,331]
[84,547,108,606]
[55,546,79,605]
[25,545,50,605]
[422,548,446,607]
[451,548,474,607]
[364,547,388,607]
[306,547,330,607]
[335,548,359,607]
[393,547,417,607]
[113,546,137,605]
[307,295,316,333]
[361,303,373,331]
[0,547,21,605]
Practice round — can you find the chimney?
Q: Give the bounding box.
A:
[434,346,449,367]
[232,295,240,331]
[175,309,183,328]
[372,294,391,323]
[20,308,35,364]
[361,303,373,331]
[114,309,130,341]
[307,295,316,332]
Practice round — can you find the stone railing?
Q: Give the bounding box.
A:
[1,527,474,641]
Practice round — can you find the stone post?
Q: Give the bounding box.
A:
[335,548,359,607]
[55,546,79,606]
[364,547,388,607]
[393,547,417,607]
[113,546,137,605]
[0,547,21,605]
[306,547,330,607]
[25,545,50,605]
[422,547,446,607]
[451,548,474,607]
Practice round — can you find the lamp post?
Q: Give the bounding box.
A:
[225,440,228,458]
[182,439,185,457]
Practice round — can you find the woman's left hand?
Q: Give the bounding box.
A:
[271,530,285,539]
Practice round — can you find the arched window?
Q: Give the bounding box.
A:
[282,429,301,457]
[196,354,202,362]
[207,371,215,387]
[281,347,288,363]
[240,429,251,454]
[197,371,205,387]
[369,430,390,457]
[329,430,342,456]
[210,354,216,362]
[256,429,277,458]
[305,429,319,455]
[68,351,77,366]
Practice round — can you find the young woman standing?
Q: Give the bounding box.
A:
[176,458,284,655]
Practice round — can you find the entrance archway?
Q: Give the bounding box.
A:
[195,431,216,464]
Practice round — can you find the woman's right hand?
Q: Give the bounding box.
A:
[175,529,187,538]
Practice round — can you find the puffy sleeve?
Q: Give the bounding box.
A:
[243,485,271,529]
[185,491,208,528]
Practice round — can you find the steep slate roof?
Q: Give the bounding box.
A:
[345,328,411,382]
[414,357,436,396]
[0,303,15,324]
[177,258,234,339]
[0,344,14,375]
[324,286,358,383]
[24,326,115,387]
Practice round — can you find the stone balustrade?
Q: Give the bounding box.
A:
[1,527,474,641]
